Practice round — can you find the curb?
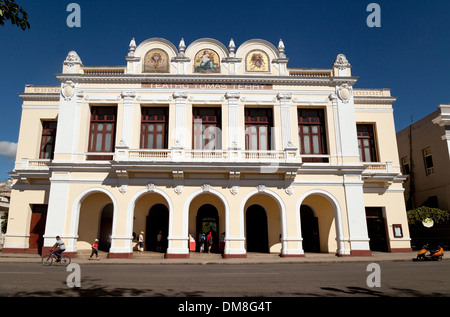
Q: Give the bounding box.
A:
[0,252,435,265]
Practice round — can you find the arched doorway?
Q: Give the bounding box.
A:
[146,204,169,252]
[196,204,219,253]
[77,191,114,253]
[132,192,170,252]
[298,192,339,254]
[98,203,113,252]
[300,205,320,253]
[246,204,269,253]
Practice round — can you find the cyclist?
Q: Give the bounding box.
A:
[51,236,66,262]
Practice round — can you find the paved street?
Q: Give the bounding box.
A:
[0,260,449,297]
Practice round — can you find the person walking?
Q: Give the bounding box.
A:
[138,231,144,252]
[89,239,99,260]
[206,231,213,254]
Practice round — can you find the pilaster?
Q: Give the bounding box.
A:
[173,91,188,148]
[334,84,360,163]
[277,92,293,149]
[225,92,240,149]
[120,91,136,148]
[53,87,83,162]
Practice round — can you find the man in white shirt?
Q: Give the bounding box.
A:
[52,236,66,262]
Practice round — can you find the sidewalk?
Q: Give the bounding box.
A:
[0,250,426,265]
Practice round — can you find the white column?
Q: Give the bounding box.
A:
[225,92,240,148]
[344,176,371,253]
[333,84,371,254]
[120,91,136,147]
[277,93,292,149]
[173,91,188,148]
[43,174,73,250]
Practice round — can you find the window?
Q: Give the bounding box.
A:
[422,147,434,175]
[245,108,273,151]
[39,121,57,159]
[193,107,222,150]
[298,109,327,162]
[88,106,116,160]
[401,156,410,175]
[357,124,378,162]
[141,107,168,149]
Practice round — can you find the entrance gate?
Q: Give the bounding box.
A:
[365,207,388,252]
[196,204,219,253]
[300,205,320,253]
[98,203,113,252]
[146,204,169,252]
[29,204,48,254]
[246,204,269,253]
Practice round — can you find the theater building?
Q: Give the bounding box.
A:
[2,37,411,258]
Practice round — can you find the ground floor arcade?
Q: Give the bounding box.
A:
[2,179,412,258]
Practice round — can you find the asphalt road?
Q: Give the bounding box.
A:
[1,261,449,298]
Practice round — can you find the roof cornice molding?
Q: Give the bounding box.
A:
[56,73,359,87]
[18,93,60,101]
[353,96,397,104]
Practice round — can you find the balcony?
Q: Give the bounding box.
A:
[362,162,393,174]
[15,154,402,187]
[17,155,400,170]
[114,148,299,164]
[362,162,405,187]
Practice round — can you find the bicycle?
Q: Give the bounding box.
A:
[41,250,71,266]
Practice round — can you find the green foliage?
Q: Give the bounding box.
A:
[0,0,30,30]
[1,210,7,234]
[407,206,450,225]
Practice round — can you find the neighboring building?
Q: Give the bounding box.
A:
[397,104,450,248]
[0,179,12,247]
[397,104,450,211]
[2,37,411,258]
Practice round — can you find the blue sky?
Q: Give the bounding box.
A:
[0,0,449,180]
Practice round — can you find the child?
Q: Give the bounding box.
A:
[89,239,99,260]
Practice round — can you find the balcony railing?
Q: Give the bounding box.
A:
[83,67,125,75]
[289,69,332,78]
[362,162,393,173]
[19,154,396,175]
[20,159,51,169]
[115,148,298,163]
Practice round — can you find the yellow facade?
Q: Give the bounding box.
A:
[3,38,411,258]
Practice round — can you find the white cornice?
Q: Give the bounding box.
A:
[353,96,397,104]
[56,73,358,87]
[18,93,60,101]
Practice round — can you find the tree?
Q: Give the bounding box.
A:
[407,206,450,225]
[0,0,30,30]
[1,210,7,234]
